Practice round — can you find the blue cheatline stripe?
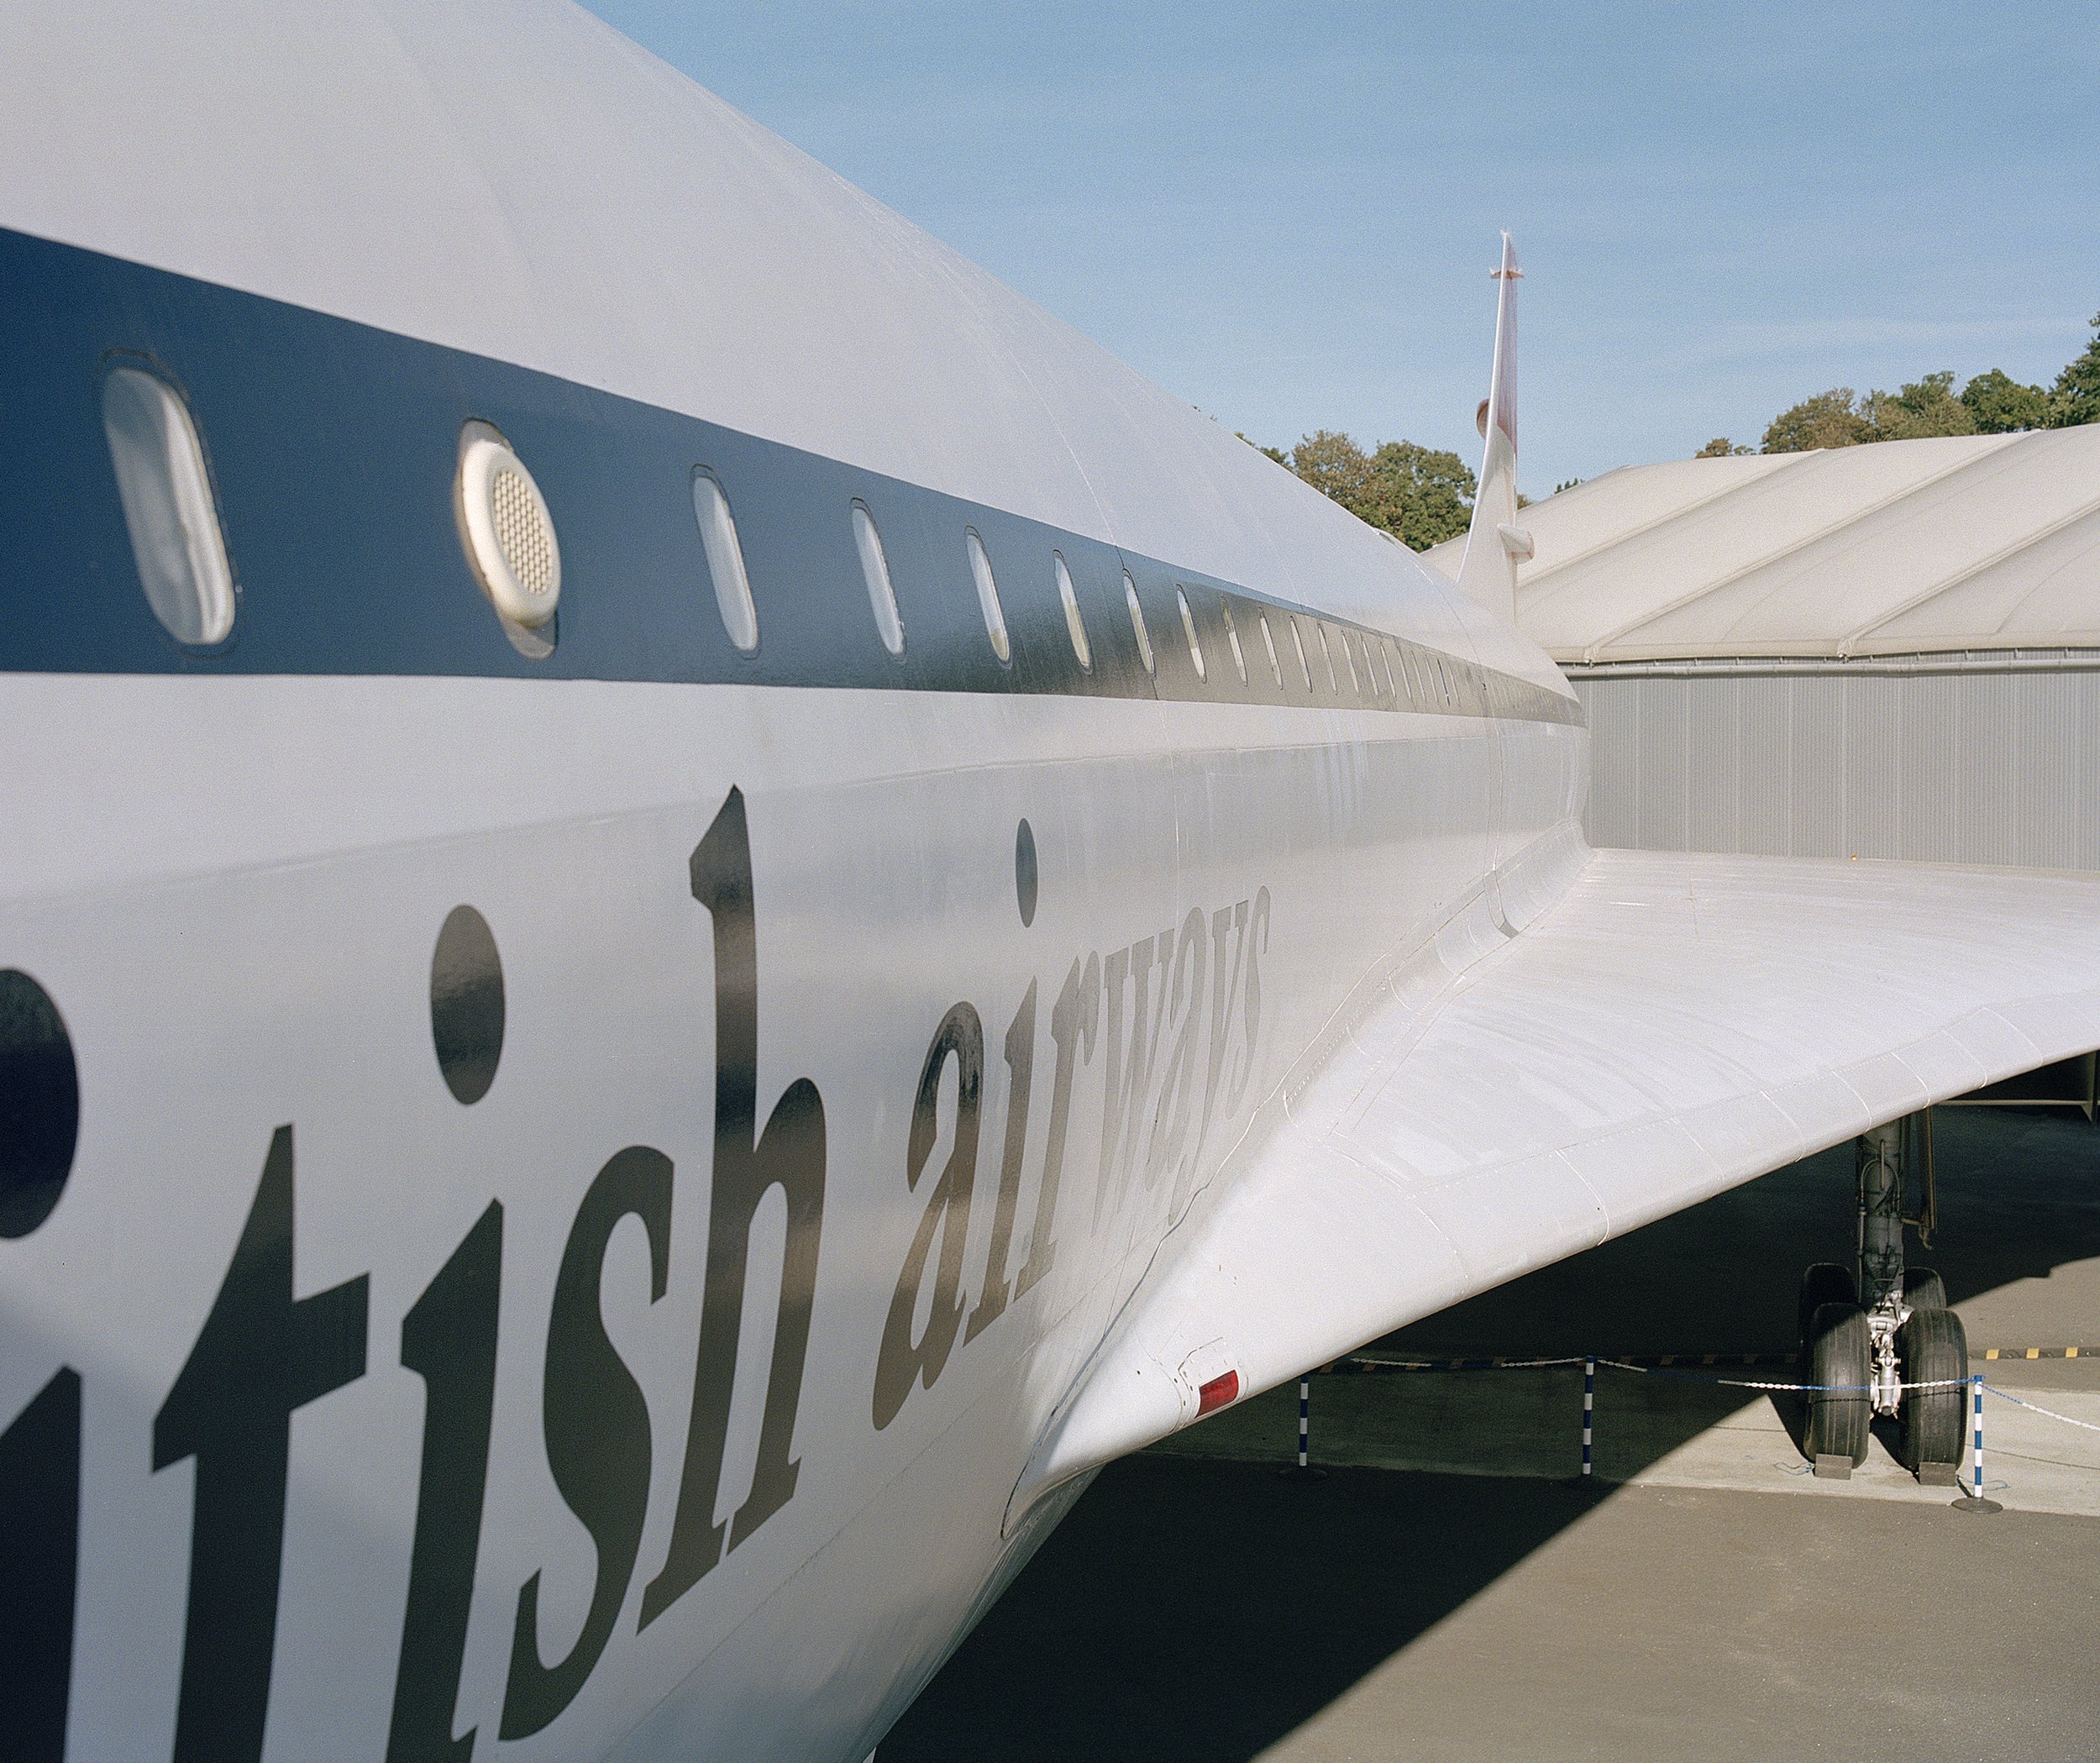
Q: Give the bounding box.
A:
[0,227,1579,729]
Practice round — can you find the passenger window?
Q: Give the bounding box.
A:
[1221,602,1248,683]
[1053,553,1091,670]
[692,470,758,653]
[1125,572,1154,674]
[102,365,236,646]
[1176,589,1206,680]
[1257,611,1283,686]
[1335,626,1361,696]
[853,501,904,656]
[966,529,1011,663]
[1289,617,1312,690]
[1313,620,1338,692]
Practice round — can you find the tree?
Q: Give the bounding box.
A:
[1695,438,1751,458]
[1961,368,2052,433]
[1762,389,1874,453]
[1289,430,1374,514]
[2051,312,2100,427]
[1861,371,1977,439]
[1357,440,1477,550]
[1263,430,1478,551]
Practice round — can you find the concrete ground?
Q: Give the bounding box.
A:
[882,1106,2100,1763]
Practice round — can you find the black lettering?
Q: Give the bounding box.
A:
[1196,900,1250,1162]
[0,1367,80,1762]
[1013,953,1098,1304]
[1225,888,1271,1113]
[153,1126,370,1763]
[501,1148,670,1739]
[1095,933,1165,1225]
[387,1202,502,1763]
[872,1004,984,1429]
[643,788,827,1626]
[965,979,1037,1345]
[1145,909,1208,1211]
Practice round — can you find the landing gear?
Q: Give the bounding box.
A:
[1895,1306,1968,1482]
[1803,1298,1870,1467]
[1794,1111,1968,1482]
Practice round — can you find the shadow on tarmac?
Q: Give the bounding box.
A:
[881,1107,2100,1763]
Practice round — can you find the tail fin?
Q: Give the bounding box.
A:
[1453,231,1530,625]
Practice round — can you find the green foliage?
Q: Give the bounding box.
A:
[1694,438,1752,458]
[1762,389,1874,453]
[1238,432,1292,464]
[1960,368,2052,433]
[1861,371,1977,439]
[2051,312,2100,427]
[1756,315,2098,451]
[1763,374,1981,450]
[1266,429,1478,551]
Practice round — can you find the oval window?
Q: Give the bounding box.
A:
[1053,553,1091,670]
[456,422,560,655]
[1257,611,1282,686]
[692,470,758,653]
[966,529,1010,664]
[1289,617,1311,690]
[102,365,236,646]
[1124,572,1154,675]
[853,501,904,656]
[1313,620,1337,692]
[1336,627,1362,696]
[1221,602,1247,684]
[1176,589,1206,681]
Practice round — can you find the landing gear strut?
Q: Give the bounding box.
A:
[1798,1111,1968,1482]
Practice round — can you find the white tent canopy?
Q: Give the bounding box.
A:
[1427,426,2100,664]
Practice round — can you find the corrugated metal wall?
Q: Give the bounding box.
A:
[1574,665,2100,870]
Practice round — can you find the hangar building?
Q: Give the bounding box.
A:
[1431,425,2100,872]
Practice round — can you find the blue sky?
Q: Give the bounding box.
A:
[579,2,2097,496]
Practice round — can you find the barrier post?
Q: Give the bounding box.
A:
[1278,1374,1326,1479]
[1954,1372,2003,1514]
[1582,1356,1595,1479]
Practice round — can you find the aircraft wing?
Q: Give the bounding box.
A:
[1015,846,2100,1509]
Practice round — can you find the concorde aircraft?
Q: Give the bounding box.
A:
[4,5,2099,1760]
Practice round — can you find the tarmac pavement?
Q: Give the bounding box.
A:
[884,1105,2100,1762]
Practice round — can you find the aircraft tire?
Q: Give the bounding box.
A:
[1804,1301,1871,1467]
[1797,1262,1856,1348]
[1902,1267,1948,1314]
[1896,1306,1969,1474]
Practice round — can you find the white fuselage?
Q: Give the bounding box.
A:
[0,7,1588,1759]
[7,659,1578,1760]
